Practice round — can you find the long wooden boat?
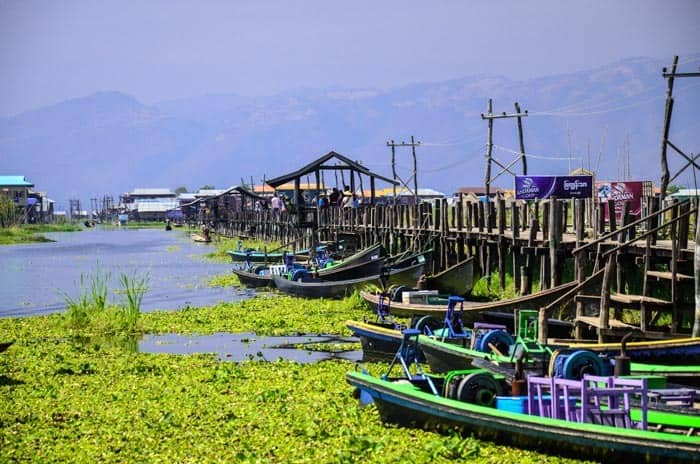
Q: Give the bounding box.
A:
[359,281,578,319]
[227,248,310,263]
[322,243,383,269]
[425,256,475,296]
[231,268,274,288]
[558,337,700,366]
[418,335,700,382]
[346,370,700,463]
[346,315,575,363]
[191,233,211,243]
[272,261,424,299]
[316,255,385,281]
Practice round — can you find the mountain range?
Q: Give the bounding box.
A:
[1,56,698,208]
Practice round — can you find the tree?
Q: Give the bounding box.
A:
[174,186,188,194]
[667,184,681,195]
[200,185,215,190]
[0,195,18,227]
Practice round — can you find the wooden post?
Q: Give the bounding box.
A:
[670,200,679,333]
[549,197,561,288]
[512,202,521,292]
[694,214,700,337]
[523,216,539,295]
[574,199,586,340]
[599,254,615,343]
[497,198,506,289]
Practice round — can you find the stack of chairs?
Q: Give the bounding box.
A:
[527,374,648,430]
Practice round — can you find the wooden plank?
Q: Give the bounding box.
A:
[576,316,635,329]
[646,270,694,281]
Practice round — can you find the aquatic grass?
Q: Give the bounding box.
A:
[62,269,111,329]
[62,270,148,335]
[119,272,149,328]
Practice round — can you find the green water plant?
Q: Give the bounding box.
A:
[62,269,111,329]
[62,270,149,335]
[119,271,149,328]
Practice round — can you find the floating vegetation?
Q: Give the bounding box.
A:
[0,312,589,463]
[165,245,180,252]
[140,294,368,336]
[0,223,81,245]
[208,273,240,288]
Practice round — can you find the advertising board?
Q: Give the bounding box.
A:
[515,175,593,200]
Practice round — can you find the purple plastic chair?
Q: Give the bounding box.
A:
[527,375,555,418]
[581,375,647,430]
[553,378,583,422]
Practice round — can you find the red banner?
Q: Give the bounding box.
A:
[596,181,646,221]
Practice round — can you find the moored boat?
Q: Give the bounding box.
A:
[359,281,578,319]
[191,233,211,243]
[347,369,700,464]
[227,248,309,263]
[272,261,425,299]
[425,256,476,296]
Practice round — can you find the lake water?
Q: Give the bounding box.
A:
[139,332,361,363]
[0,227,253,318]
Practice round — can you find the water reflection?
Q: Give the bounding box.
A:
[139,332,362,363]
[0,227,247,318]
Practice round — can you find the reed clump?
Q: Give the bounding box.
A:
[63,270,149,335]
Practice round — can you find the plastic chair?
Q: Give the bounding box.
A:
[553,377,583,421]
[581,375,647,430]
[527,375,555,418]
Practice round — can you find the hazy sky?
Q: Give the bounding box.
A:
[1,0,698,117]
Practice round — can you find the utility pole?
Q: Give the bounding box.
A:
[389,140,397,204]
[386,137,421,226]
[515,102,527,175]
[660,56,679,201]
[480,100,529,223]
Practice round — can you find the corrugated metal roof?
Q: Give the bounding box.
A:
[671,189,700,198]
[135,200,179,213]
[0,175,34,187]
[375,187,445,197]
[129,188,175,196]
[196,189,227,197]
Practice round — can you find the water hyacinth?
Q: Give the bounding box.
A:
[0,288,591,463]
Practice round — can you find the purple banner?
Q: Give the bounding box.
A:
[515,175,593,200]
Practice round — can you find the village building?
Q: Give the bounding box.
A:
[121,188,178,221]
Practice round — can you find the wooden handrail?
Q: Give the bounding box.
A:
[600,206,697,259]
[571,199,690,255]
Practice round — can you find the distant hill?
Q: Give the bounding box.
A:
[1,56,698,206]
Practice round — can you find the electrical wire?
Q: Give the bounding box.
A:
[493,144,582,161]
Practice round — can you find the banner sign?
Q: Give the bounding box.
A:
[596,181,646,221]
[515,175,593,200]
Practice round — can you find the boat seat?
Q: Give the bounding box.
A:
[648,388,696,408]
[527,375,555,418]
[268,265,288,276]
[553,377,583,422]
[581,375,647,430]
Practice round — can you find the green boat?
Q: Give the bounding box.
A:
[347,369,700,463]
[347,330,700,463]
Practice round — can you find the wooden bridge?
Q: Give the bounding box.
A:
[213,195,698,342]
